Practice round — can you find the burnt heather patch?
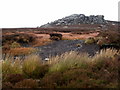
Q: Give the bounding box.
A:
[36,40,100,60]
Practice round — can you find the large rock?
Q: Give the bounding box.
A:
[49,33,62,40]
[41,14,107,28]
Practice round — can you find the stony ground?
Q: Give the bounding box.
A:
[35,40,100,60]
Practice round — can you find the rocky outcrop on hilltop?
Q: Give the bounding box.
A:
[41,14,107,28]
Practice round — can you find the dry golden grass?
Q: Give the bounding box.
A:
[7,47,37,56]
[62,32,99,40]
[93,49,119,61]
[33,38,52,47]
[2,31,99,48]
[29,32,99,46]
[48,49,120,72]
[27,33,52,47]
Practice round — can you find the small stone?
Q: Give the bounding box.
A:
[44,58,49,61]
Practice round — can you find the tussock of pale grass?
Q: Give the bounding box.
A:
[2,59,22,79]
[92,49,119,62]
[90,49,120,72]
[22,54,42,76]
[49,51,90,72]
[49,49,120,72]
[3,49,119,75]
[2,54,43,78]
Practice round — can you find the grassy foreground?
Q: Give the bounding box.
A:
[1,49,120,88]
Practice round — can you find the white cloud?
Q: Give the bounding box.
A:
[0,0,119,28]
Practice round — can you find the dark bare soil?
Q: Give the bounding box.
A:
[36,40,100,60]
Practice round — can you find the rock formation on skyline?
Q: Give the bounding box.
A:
[41,14,107,28]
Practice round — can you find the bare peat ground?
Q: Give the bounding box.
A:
[36,40,100,60]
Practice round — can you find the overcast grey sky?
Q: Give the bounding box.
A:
[0,0,119,28]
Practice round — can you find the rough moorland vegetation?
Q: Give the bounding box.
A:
[1,25,120,89]
[1,49,120,88]
[84,30,120,49]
